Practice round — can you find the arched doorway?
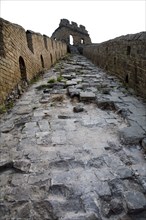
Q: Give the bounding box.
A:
[69,35,73,45]
[19,56,27,81]
[81,38,84,44]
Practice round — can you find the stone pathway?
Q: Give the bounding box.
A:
[0,54,146,220]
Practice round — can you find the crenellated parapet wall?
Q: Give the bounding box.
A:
[59,19,88,35]
[83,32,146,99]
[0,18,67,104]
[51,18,91,45]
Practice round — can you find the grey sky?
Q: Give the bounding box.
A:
[0,0,146,43]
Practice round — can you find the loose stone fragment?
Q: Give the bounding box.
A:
[73,105,84,113]
[67,87,81,97]
[80,91,96,101]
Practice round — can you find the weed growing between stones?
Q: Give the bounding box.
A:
[36,84,53,90]
[6,100,14,109]
[29,70,46,85]
[57,75,63,82]
[54,62,64,72]
[47,75,66,84]
[0,104,7,114]
[0,100,14,115]
[48,78,56,83]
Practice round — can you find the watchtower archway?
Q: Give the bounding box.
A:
[70,35,74,45]
[51,19,91,46]
[81,38,84,44]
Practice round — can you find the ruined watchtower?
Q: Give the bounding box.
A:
[51,19,91,46]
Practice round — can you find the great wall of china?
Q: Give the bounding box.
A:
[0,18,146,220]
[0,18,146,106]
[0,18,67,105]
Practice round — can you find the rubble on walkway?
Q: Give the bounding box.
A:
[0,54,146,220]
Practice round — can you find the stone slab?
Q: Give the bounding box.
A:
[80,91,96,101]
[124,191,146,213]
[119,125,145,144]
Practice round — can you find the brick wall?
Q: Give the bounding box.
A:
[0,18,67,104]
[83,32,146,99]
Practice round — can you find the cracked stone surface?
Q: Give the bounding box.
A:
[0,54,146,220]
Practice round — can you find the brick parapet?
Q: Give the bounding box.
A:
[83,32,146,99]
[0,18,67,104]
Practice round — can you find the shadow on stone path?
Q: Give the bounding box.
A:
[0,54,146,219]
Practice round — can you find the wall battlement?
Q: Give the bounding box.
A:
[0,18,67,105]
[59,19,87,34]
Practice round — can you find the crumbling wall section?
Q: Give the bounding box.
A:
[51,19,91,45]
[83,32,146,99]
[0,18,67,104]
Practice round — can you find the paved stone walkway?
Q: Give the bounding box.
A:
[0,54,146,220]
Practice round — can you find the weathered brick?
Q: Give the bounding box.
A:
[83,33,146,99]
[0,17,67,104]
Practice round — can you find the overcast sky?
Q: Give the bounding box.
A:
[0,0,146,43]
